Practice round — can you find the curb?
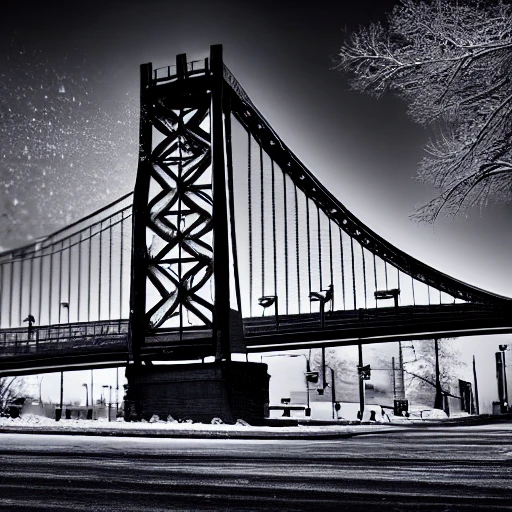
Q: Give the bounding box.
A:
[0,424,402,440]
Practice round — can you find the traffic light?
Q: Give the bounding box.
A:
[357,364,371,380]
[317,388,324,395]
[305,371,319,383]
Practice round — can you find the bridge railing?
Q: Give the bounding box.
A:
[153,59,208,83]
[0,319,129,358]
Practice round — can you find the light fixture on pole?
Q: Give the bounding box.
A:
[258,295,279,331]
[309,285,333,329]
[82,383,88,407]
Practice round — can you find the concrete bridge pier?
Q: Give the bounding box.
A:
[124,361,270,425]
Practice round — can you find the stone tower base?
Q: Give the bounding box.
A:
[124,361,269,425]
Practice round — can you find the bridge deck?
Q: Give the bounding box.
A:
[0,303,510,375]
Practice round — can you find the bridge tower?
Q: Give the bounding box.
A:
[125,45,269,424]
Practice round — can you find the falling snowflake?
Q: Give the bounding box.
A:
[0,41,139,249]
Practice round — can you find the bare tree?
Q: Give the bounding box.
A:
[0,377,25,412]
[403,339,465,406]
[337,0,512,222]
[310,348,355,398]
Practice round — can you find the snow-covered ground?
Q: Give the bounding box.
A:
[0,413,403,438]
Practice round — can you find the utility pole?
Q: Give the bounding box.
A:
[398,342,405,398]
[116,367,119,417]
[434,338,443,410]
[321,347,326,389]
[392,356,396,398]
[472,355,480,415]
[358,343,365,420]
[91,370,94,419]
[59,372,63,410]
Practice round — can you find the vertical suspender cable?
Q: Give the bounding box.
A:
[109,218,113,320]
[339,228,345,310]
[373,253,378,309]
[283,173,289,315]
[38,252,43,326]
[120,211,124,318]
[9,260,14,327]
[260,145,265,298]
[48,248,54,325]
[427,285,431,305]
[28,256,34,320]
[294,185,300,313]
[361,245,367,309]
[248,133,253,317]
[58,242,63,323]
[384,261,388,290]
[271,160,277,304]
[411,276,416,306]
[87,226,92,321]
[77,233,82,322]
[317,206,322,291]
[18,258,23,325]
[67,242,72,322]
[306,199,312,312]
[350,237,357,310]
[328,220,333,303]
[98,222,103,321]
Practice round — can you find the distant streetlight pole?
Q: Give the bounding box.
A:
[82,383,88,407]
[472,355,480,415]
[91,370,94,419]
[116,367,119,417]
[60,302,70,409]
[358,344,364,420]
[499,345,509,412]
[59,372,64,410]
[434,338,444,410]
[325,364,336,419]
[258,295,279,331]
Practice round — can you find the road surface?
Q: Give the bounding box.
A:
[1,424,512,511]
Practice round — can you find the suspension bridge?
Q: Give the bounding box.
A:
[0,46,510,422]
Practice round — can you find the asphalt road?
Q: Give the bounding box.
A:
[1,425,512,511]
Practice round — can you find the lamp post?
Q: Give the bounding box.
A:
[498,345,509,412]
[82,383,88,407]
[59,303,69,413]
[309,285,333,329]
[325,364,336,419]
[258,295,279,331]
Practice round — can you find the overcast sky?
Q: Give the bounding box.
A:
[1,1,510,411]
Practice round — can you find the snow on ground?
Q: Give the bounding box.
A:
[0,413,398,437]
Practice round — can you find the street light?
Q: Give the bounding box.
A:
[309,285,333,329]
[60,302,70,324]
[258,295,279,330]
[498,345,509,413]
[23,315,36,338]
[374,288,400,310]
[82,383,88,407]
[325,364,336,419]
